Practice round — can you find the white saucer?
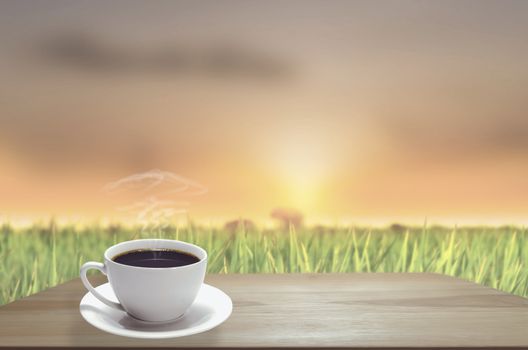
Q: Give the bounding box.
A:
[80,283,232,339]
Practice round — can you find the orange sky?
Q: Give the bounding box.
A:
[1,1,528,225]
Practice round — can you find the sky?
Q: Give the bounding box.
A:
[1,0,528,226]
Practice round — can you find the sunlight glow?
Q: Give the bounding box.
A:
[272,131,333,212]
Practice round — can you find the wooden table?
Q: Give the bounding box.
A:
[0,273,526,349]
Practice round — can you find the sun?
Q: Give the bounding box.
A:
[285,175,322,212]
[260,119,345,215]
[273,140,330,212]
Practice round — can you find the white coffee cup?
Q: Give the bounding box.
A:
[80,239,207,322]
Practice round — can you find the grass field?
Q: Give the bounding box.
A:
[0,222,526,305]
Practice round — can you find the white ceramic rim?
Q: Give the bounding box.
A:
[104,239,208,270]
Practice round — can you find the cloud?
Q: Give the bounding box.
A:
[386,117,528,161]
[35,32,292,80]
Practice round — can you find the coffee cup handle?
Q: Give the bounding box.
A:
[80,262,124,311]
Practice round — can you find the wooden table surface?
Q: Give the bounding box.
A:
[0,273,526,349]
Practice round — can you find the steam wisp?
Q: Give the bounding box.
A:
[103,169,207,233]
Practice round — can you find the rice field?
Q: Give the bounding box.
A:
[0,222,526,305]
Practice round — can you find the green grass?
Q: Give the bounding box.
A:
[0,222,526,305]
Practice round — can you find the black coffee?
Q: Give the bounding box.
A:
[112,249,200,268]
